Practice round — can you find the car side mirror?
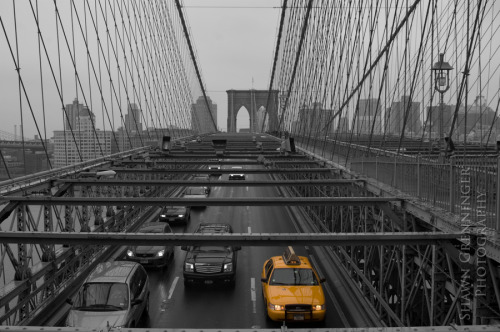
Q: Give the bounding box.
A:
[320,277,326,283]
[234,246,241,251]
[261,277,267,283]
[66,298,73,305]
[131,298,143,306]
[181,246,188,251]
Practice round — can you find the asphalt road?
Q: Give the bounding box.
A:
[132,162,346,329]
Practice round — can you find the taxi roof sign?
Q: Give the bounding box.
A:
[283,246,301,265]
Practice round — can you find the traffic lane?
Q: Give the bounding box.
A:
[144,167,345,328]
[147,177,256,328]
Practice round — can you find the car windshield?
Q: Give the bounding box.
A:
[269,268,319,286]
[186,187,205,195]
[74,282,129,310]
[192,246,231,253]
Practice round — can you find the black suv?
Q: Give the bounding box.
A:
[181,223,241,287]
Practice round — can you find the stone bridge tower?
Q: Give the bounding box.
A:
[226,89,279,133]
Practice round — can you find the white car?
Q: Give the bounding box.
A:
[66,261,149,328]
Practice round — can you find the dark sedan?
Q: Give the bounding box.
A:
[159,206,191,224]
[126,222,174,268]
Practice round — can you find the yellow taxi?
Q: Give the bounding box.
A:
[261,247,326,322]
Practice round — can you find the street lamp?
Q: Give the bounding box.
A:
[431,53,453,152]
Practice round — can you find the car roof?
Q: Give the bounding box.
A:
[86,261,140,283]
[270,255,314,269]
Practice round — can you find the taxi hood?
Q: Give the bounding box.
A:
[267,285,324,305]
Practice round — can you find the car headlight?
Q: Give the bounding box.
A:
[160,214,166,218]
[223,263,233,272]
[126,249,134,257]
[313,304,325,311]
[185,262,194,272]
[269,303,285,311]
[178,214,184,218]
[157,249,165,257]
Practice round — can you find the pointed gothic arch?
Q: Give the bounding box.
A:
[226,89,279,133]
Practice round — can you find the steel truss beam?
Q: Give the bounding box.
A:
[120,160,319,165]
[0,231,459,246]
[110,167,332,174]
[2,326,500,332]
[57,179,363,186]
[0,197,401,206]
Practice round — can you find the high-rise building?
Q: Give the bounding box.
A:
[64,98,85,130]
[386,96,422,136]
[53,102,113,168]
[355,99,382,134]
[191,96,217,134]
[125,103,143,134]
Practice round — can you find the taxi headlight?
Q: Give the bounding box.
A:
[313,304,325,311]
[185,262,194,272]
[223,263,233,272]
[157,249,165,257]
[178,214,184,218]
[269,303,285,311]
[126,249,134,257]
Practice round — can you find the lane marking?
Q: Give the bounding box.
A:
[251,277,257,314]
[248,226,251,233]
[168,276,179,300]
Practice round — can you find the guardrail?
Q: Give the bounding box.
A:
[0,147,150,195]
[293,135,499,230]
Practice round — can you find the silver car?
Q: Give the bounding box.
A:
[66,261,149,328]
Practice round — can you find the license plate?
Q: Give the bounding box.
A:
[169,218,174,221]
[293,314,304,321]
[204,280,213,285]
[140,260,149,264]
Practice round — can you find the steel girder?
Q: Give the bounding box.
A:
[0,231,458,246]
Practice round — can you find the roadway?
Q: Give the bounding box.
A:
[116,160,345,329]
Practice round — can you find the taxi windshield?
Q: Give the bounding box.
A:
[269,268,319,286]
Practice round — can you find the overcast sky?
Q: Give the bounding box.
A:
[0,0,281,138]
[183,0,281,131]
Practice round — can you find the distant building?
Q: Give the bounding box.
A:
[337,117,350,133]
[53,104,113,168]
[191,96,217,134]
[355,99,382,134]
[386,96,422,136]
[297,102,334,137]
[426,96,500,143]
[64,98,85,130]
[125,103,143,134]
[426,104,453,139]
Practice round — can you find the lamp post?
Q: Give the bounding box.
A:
[431,53,453,152]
